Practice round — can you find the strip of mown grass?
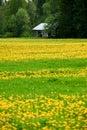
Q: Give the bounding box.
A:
[0,58,87,96]
[0,77,87,97]
[0,58,87,72]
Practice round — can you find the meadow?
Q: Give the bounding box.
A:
[0,38,87,130]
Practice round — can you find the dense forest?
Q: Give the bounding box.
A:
[0,0,87,38]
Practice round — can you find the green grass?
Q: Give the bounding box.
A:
[0,77,86,97]
[0,38,87,44]
[0,58,87,72]
[0,58,87,97]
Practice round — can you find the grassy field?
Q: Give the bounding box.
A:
[0,38,87,130]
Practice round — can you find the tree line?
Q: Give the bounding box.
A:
[0,0,87,38]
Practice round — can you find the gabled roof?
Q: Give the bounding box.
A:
[33,23,47,31]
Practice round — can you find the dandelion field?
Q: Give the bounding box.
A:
[0,38,87,130]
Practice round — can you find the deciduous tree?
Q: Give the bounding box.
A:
[16,8,30,37]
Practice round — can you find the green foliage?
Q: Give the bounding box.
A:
[43,0,87,38]
[58,0,75,37]
[6,0,26,15]
[0,7,3,35]
[3,0,36,37]
[5,15,17,37]
[16,8,30,37]
[0,0,2,6]
[73,0,87,37]
[33,0,46,23]
[27,1,36,27]
[0,2,5,35]
[0,0,87,37]
[43,0,60,37]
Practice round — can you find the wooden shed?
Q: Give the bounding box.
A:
[33,23,48,37]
